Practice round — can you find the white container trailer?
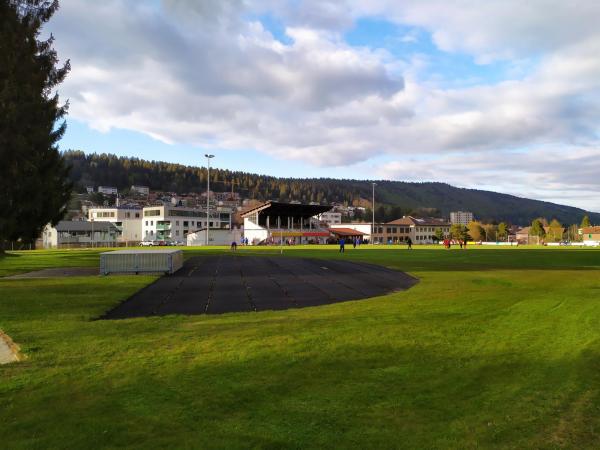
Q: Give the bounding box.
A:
[100,249,183,275]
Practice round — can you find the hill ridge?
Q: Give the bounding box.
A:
[63,150,598,226]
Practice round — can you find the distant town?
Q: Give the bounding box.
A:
[37,184,599,249]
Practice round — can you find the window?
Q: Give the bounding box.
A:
[144,209,161,217]
[150,230,154,236]
[183,221,188,227]
[145,221,148,226]
[145,230,148,236]
[176,221,179,226]
[175,230,179,236]
[168,209,202,217]
[135,213,140,218]
[125,212,131,219]
[151,221,154,226]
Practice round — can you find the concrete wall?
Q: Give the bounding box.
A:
[187,229,243,246]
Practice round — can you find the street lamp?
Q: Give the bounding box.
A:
[205,154,214,246]
[372,182,376,244]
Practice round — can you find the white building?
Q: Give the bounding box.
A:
[98,186,118,196]
[317,211,342,226]
[142,205,232,242]
[43,221,120,248]
[450,211,474,225]
[88,207,143,243]
[130,185,150,196]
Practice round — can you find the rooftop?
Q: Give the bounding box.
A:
[387,216,450,226]
[54,221,119,232]
[329,227,366,236]
[240,201,331,219]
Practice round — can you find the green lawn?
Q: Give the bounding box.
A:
[1,246,600,449]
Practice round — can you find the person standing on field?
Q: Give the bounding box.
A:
[339,238,345,253]
[407,237,412,250]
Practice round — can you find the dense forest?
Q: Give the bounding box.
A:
[63,151,599,226]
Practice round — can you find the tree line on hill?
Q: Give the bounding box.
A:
[63,151,600,227]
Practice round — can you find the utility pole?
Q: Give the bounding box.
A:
[205,154,214,246]
[372,182,376,244]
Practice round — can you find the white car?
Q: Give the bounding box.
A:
[140,240,155,246]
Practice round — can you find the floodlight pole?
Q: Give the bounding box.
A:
[372,182,376,244]
[205,154,214,246]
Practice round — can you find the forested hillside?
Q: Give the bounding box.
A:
[63,151,599,225]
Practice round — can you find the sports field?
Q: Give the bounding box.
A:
[1,246,600,449]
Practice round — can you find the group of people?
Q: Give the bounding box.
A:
[230,237,249,251]
[442,238,468,249]
[338,237,364,253]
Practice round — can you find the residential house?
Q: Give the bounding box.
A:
[43,221,120,248]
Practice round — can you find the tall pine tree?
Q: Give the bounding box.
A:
[0,0,71,250]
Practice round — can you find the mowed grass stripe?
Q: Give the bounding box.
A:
[0,247,599,448]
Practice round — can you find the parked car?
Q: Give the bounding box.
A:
[140,240,154,246]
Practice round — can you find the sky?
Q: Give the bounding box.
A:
[49,0,600,211]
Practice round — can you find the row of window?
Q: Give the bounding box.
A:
[144,220,218,227]
[416,227,450,233]
[373,226,450,235]
[374,227,412,234]
[143,209,231,220]
[144,229,191,237]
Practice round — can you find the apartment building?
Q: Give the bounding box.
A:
[88,207,143,242]
[142,205,232,242]
[98,186,118,195]
[130,185,150,196]
[317,211,342,226]
[450,211,474,225]
[373,216,451,244]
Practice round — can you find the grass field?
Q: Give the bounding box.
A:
[1,246,600,449]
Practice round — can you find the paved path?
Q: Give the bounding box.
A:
[102,255,418,319]
[0,332,18,365]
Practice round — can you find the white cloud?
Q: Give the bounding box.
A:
[49,0,600,211]
[377,147,600,211]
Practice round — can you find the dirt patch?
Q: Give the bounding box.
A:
[0,330,20,365]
